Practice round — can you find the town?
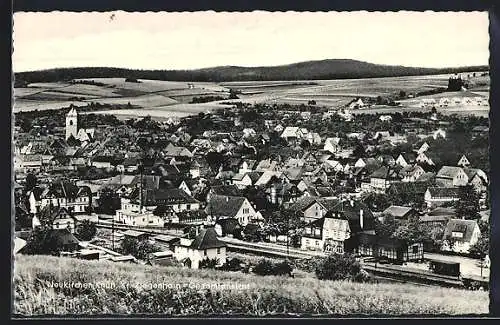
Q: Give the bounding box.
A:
[13,74,490,291]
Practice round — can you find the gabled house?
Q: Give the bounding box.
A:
[395,153,417,167]
[323,137,341,154]
[301,200,375,253]
[29,182,92,215]
[435,166,469,187]
[416,142,430,154]
[464,168,488,193]
[173,227,227,269]
[457,155,471,167]
[382,205,418,221]
[369,166,400,193]
[442,219,481,254]
[424,187,460,209]
[206,195,259,226]
[399,165,425,183]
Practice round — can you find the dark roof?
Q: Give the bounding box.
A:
[427,187,460,198]
[216,218,241,234]
[48,229,80,247]
[370,166,400,180]
[40,182,90,200]
[207,195,247,218]
[428,207,457,216]
[135,188,199,205]
[324,200,375,233]
[190,227,226,249]
[209,185,242,197]
[443,219,479,243]
[382,205,415,218]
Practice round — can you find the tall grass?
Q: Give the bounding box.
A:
[13,255,489,316]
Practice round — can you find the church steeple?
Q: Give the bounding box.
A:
[65,106,78,140]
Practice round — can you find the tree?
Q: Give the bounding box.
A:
[315,254,369,282]
[120,237,160,260]
[362,193,390,212]
[97,187,121,214]
[252,259,275,276]
[374,214,400,239]
[199,258,220,269]
[353,142,366,158]
[392,216,428,245]
[75,220,97,241]
[221,257,243,271]
[25,173,37,192]
[469,236,489,258]
[455,184,480,219]
[229,88,240,99]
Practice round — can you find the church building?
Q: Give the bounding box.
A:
[65,107,96,143]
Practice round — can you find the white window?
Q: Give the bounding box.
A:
[452,232,464,238]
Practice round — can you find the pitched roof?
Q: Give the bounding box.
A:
[383,205,415,218]
[190,227,226,249]
[426,187,460,198]
[437,166,465,179]
[207,195,247,218]
[209,185,242,197]
[443,219,479,243]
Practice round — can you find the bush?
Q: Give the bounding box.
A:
[220,258,243,272]
[315,254,368,282]
[252,259,294,277]
[75,220,97,241]
[199,258,219,270]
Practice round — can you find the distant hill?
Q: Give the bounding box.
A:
[14,59,488,86]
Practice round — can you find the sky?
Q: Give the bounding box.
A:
[12,11,489,72]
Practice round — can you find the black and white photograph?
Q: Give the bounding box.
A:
[12,10,491,316]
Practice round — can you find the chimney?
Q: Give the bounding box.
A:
[360,209,364,229]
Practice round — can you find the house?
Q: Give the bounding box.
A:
[238,159,256,174]
[432,129,446,140]
[173,227,227,269]
[345,233,424,263]
[301,200,375,253]
[29,182,92,215]
[14,237,27,255]
[206,195,259,226]
[323,137,341,153]
[232,171,262,189]
[457,155,471,167]
[136,188,201,213]
[122,230,150,242]
[348,98,365,109]
[48,228,81,252]
[379,115,392,122]
[395,153,417,167]
[416,142,430,154]
[369,166,400,192]
[280,126,301,142]
[420,207,456,227]
[164,143,193,159]
[115,206,165,227]
[415,151,440,166]
[424,187,460,209]
[399,165,425,182]
[255,159,280,172]
[442,219,481,254]
[435,166,469,187]
[301,217,350,252]
[215,218,242,237]
[464,168,488,193]
[382,205,418,221]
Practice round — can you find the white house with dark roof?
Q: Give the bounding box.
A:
[29,181,92,215]
[399,165,425,182]
[323,137,341,154]
[173,227,227,269]
[424,187,460,209]
[205,194,260,226]
[441,219,481,254]
[436,166,469,187]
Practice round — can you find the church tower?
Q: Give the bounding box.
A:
[65,106,78,140]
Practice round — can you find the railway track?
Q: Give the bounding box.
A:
[94,222,487,288]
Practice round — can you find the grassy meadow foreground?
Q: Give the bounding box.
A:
[13,255,488,316]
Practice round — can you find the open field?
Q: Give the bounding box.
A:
[13,255,488,316]
[13,73,490,117]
